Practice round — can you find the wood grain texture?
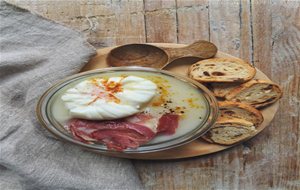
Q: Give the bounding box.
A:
[8,0,146,47]
[209,0,240,57]
[5,0,300,189]
[251,0,272,76]
[144,0,177,43]
[176,0,210,43]
[251,0,300,189]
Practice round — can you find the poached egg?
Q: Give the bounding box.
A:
[61,76,157,120]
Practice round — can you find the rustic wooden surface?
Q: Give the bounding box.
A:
[7,0,300,189]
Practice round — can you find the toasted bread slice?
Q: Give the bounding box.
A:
[225,79,282,108]
[188,58,256,83]
[202,118,256,145]
[211,82,240,98]
[218,101,263,126]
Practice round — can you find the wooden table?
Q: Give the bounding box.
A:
[8,0,300,189]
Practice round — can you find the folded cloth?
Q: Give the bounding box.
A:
[0,1,143,190]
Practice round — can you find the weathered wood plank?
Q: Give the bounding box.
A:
[144,0,176,11]
[176,0,210,43]
[209,0,252,63]
[209,0,241,57]
[7,0,146,47]
[144,0,177,43]
[251,0,272,75]
[251,0,300,189]
[239,0,253,63]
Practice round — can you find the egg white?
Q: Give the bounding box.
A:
[61,76,157,120]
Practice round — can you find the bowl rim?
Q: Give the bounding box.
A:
[36,66,219,154]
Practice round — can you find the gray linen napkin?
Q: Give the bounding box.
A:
[0,1,143,190]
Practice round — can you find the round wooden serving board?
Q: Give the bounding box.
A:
[80,43,279,160]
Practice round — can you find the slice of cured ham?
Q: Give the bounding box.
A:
[157,114,179,135]
[67,113,179,151]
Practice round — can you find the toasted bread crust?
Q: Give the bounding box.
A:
[218,101,263,126]
[188,58,256,83]
[202,118,256,145]
[211,82,240,98]
[215,117,254,125]
[225,79,283,108]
